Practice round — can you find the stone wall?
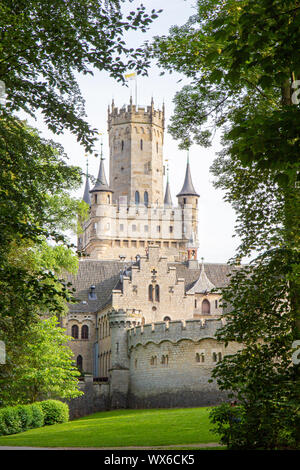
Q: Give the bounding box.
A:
[66,376,110,420]
[126,319,237,409]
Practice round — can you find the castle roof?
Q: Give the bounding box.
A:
[90,158,113,193]
[164,179,173,206]
[186,262,216,294]
[65,260,236,314]
[82,174,91,206]
[177,158,199,198]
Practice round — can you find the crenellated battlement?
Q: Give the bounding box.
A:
[108,102,165,130]
[127,318,225,351]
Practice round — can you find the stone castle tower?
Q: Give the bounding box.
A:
[78,100,200,262]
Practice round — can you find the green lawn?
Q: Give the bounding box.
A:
[0,407,220,448]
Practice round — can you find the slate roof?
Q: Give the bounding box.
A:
[64,259,236,314]
[90,158,113,193]
[64,260,127,313]
[169,262,236,292]
[176,160,199,197]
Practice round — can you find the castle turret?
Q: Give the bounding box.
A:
[109,309,141,408]
[108,99,165,206]
[164,168,173,207]
[177,155,199,251]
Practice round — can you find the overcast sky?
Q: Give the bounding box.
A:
[23,0,240,263]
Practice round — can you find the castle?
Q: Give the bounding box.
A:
[62,100,239,414]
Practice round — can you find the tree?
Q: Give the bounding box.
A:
[153,0,300,448]
[0,316,82,405]
[0,0,161,150]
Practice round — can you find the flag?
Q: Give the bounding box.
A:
[124,72,136,81]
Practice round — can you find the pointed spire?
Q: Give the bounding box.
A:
[177,153,199,197]
[164,163,172,206]
[187,258,215,294]
[83,155,91,206]
[90,142,113,193]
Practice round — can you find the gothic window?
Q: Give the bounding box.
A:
[81,325,89,340]
[202,299,211,314]
[76,355,83,372]
[135,191,140,205]
[140,139,143,150]
[148,285,153,301]
[144,191,149,206]
[155,285,160,302]
[71,324,79,339]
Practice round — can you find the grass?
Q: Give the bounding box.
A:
[0,407,221,448]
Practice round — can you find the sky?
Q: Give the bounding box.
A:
[23,0,240,264]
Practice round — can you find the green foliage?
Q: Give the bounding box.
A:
[37,400,69,426]
[0,400,67,436]
[30,403,44,429]
[154,0,300,449]
[0,317,82,406]
[0,406,22,436]
[15,405,34,432]
[0,0,160,151]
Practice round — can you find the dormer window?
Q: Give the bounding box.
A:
[89,285,97,300]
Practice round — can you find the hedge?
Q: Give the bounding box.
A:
[0,400,69,436]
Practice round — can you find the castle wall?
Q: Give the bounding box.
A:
[126,320,239,408]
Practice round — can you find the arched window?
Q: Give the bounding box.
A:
[140,139,143,150]
[144,191,149,206]
[163,316,171,322]
[71,324,79,339]
[148,285,153,301]
[155,285,160,302]
[81,325,89,339]
[202,299,211,314]
[77,355,83,372]
[135,191,140,205]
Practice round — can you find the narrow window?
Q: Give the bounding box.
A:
[77,355,83,372]
[156,142,158,153]
[135,191,140,205]
[155,285,160,302]
[95,194,98,204]
[194,299,197,308]
[196,353,200,363]
[144,191,149,206]
[213,352,218,362]
[218,352,222,361]
[202,299,211,314]
[121,140,124,151]
[107,194,110,204]
[148,285,153,301]
[140,139,143,150]
[71,325,79,339]
[215,299,218,309]
[81,325,89,339]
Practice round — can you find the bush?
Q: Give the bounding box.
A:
[0,406,22,436]
[16,405,33,431]
[30,403,44,429]
[0,400,68,436]
[38,400,69,425]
